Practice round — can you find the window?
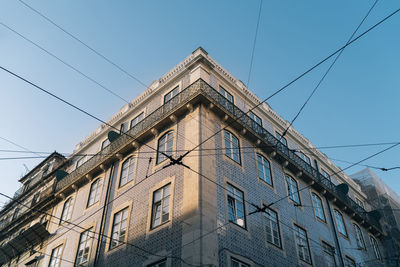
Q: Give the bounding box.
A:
[219,86,233,103]
[224,130,241,164]
[322,241,336,267]
[227,183,246,228]
[164,86,179,103]
[257,154,272,185]
[12,208,20,221]
[344,256,356,267]
[147,259,166,267]
[120,123,127,134]
[249,111,262,126]
[87,179,102,207]
[101,139,110,150]
[60,197,73,224]
[110,208,128,248]
[75,228,93,265]
[294,225,311,264]
[76,157,86,168]
[298,152,311,165]
[130,112,144,129]
[119,157,136,187]
[275,132,287,146]
[353,224,365,249]
[355,198,364,209]
[49,245,62,267]
[334,210,347,236]
[156,131,174,164]
[321,169,331,181]
[231,258,250,267]
[264,208,281,247]
[285,175,300,204]
[151,184,171,228]
[370,235,381,260]
[311,193,325,221]
[31,193,40,207]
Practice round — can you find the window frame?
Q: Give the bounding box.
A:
[294,224,312,264]
[156,131,174,165]
[275,132,287,146]
[87,178,103,207]
[298,151,311,165]
[109,207,129,249]
[231,257,250,267]
[147,259,167,267]
[75,228,94,266]
[264,207,281,248]
[48,245,63,267]
[59,197,73,225]
[311,193,326,222]
[163,86,179,104]
[334,209,347,237]
[219,85,234,103]
[224,130,241,165]
[249,111,262,127]
[76,156,86,169]
[344,256,356,267]
[226,183,246,229]
[370,235,382,260]
[256,153,273,186]
[321,241,336,267]
[119,156,136,188]
[353,223,365,249]
[130,112,144,129]
[150,183,172,229]
[101,138,110,150]
[12,208,20,221]
[285,175,300,204]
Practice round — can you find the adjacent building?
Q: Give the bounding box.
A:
[0,47,392,266]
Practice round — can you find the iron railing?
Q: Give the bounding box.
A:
[54,79,381,231]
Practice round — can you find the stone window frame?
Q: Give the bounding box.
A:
[310,192,326,223]
[117,153,138,189]
[86,177,103,208]
[333,209,348,237]
[256,153,273,187]
[106,200,133,252]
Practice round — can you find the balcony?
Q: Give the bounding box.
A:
[54,79,382,234]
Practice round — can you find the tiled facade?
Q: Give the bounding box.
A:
[0,47,393,267]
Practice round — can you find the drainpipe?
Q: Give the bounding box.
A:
[93,162,116,266]
[198,104,203,266]
[325,197,345,267]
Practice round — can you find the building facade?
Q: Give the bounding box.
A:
[0,48,390,266]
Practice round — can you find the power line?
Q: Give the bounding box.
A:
[0,22,129,104]
[174,6,400,166]
[17,0,149,89]
[0,64,177,165]
[246,0,263,88]
[280,0,379,141]
[0,136,44,157]
[0,187,200,267]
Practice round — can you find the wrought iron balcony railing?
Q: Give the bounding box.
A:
[54,78,381,232]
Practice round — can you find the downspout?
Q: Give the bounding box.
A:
[325,197,345,267]
[93,162,115,266]
[198,104,203,266]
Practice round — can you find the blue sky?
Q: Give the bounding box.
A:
[0,0,399,205]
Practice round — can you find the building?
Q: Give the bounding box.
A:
[0,47,390,266]
[351,168,400,267]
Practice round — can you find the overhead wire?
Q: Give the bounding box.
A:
[17,0,149,89]
[279,0,379,141]
[246,0,263,88]
[0,185,200,267]
[172,6,400,167]
[0,22,130,104]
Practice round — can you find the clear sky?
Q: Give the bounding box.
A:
[0,0,399,206]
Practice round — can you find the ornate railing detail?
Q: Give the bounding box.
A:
[54,79,381,231]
